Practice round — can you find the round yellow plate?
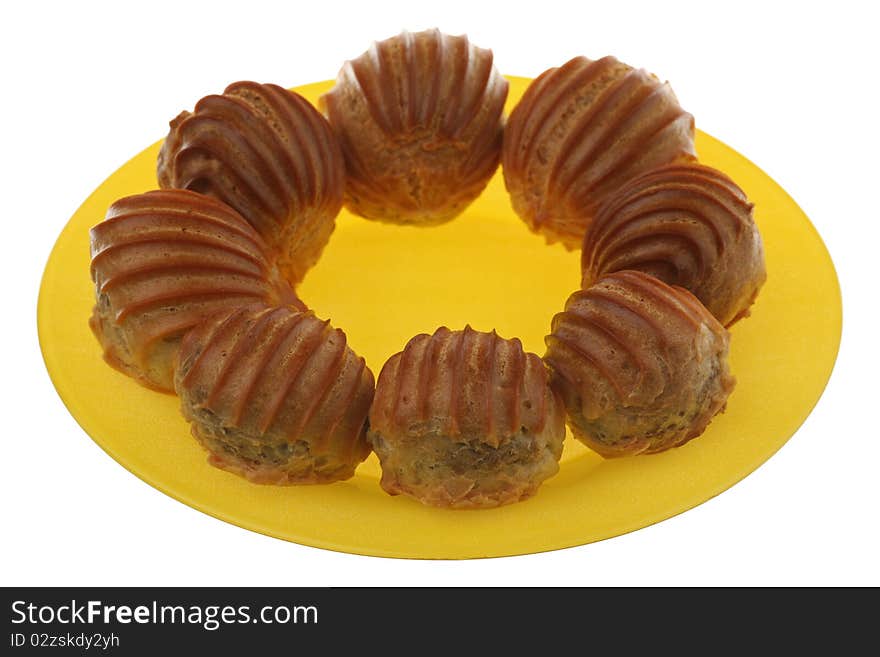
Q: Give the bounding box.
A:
[38,78,841,559]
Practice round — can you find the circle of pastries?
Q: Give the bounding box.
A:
[88,29,765,509]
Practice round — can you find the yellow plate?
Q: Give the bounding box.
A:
[38,78,841,559]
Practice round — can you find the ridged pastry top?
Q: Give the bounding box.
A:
[582,163,766,327]
[370,326,554,447]
[545,270,729,421]
[176,304,374,460]
[320,29,509,224]
[89,190,296,371]
[503,56,696,248]
[157,81,345,281]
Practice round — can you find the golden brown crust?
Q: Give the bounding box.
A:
[175,304,374,485]
[502,56,696,249]
[157,81,345,283]
[544,270,734,456]
[320,29,508,225]
[89,189,299,392]
[368,326,566,508]
[582,163,766,327]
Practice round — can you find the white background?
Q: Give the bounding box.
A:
[3,0,877,586]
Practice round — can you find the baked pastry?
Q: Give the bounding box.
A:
[157,81,345,283]
[368,326,566,508]
[503,55,696,248]
[544,270,734,457]
[175,304,375,484]
[89,189,300,392]
[320,29,508,225]
[582,163,766,327]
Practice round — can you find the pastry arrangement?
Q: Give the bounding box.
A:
[88,28,766,510]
